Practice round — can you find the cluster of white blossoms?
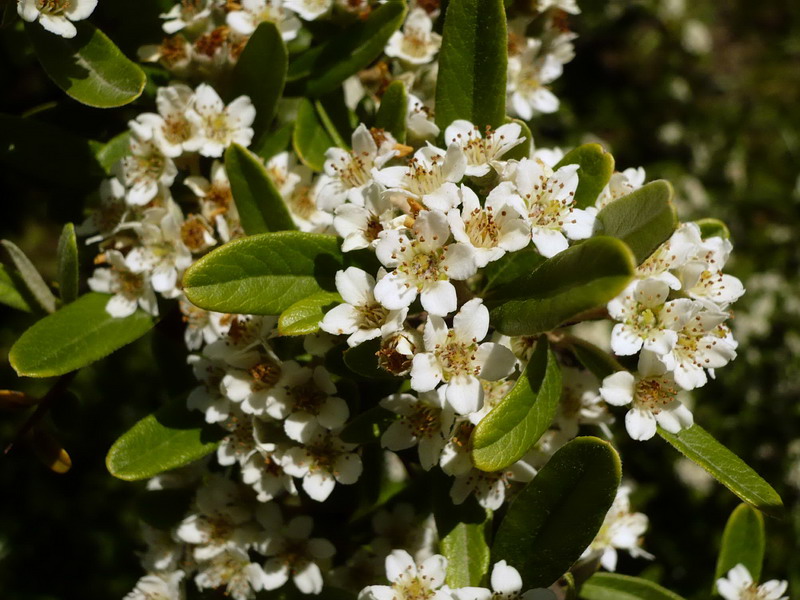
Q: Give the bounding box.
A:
[359,551,555,600]
[598,182,745,440]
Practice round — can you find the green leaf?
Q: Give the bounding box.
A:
[489,237,636,336]
[340,406,397,444]
[293,98,335,171]
[580,573,687,600]
[106,400,224,481]
[225,143,297,235]
[715,504,765,585]
[658,424,783,518]
[566,336,625,380]
[0,264,32,312]
[315,99,349,149]
[441,521,491,588]
[95,131,131,174]
[277,291,341,336]
[57,223,79,304]
[595,181,677,264]
[0,113,105,189]
[492,437,621,588]
[556,144,615,209]
[1,239,57,313]
[183,232,342,315]
[289,1,407,97]
[376,80,408,143]
[252,122,293,161]
[233,22,287,137]
[471,340,562,471]
[9,292,156,378]
[435,0,507,130]
[503,118,532,161]
[26,21,146,108]
[695,218,731,239]
[480,247,545,296]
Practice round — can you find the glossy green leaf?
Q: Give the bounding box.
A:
[580,573,687,600]
[435,0,507,130]
[492,437,621,588]
[183,232,342,315]
[106,400,224,481]
[9,293,156,378]
[26,21,146,108]
[293,98,335,171]
[441,521,491,588]
[340,406,397,444]
[252,122,293,161]
[695,218,731,239]
[289,1,407,97]
[225,143,297,235]
[567,336,625,380]
[1,239,57,313]
[233,22,287,137]
[376,80,408,143]
[595,181,677,264]
[480,247,545,296]
[715,504,765,585]
[471,340,562,471]
[503,118,532,161]
[658,424,783,517]
[315,99,349,149]
[277,291,341,336]
[57,223,79,304]
[0,113,105,189]
[489,237,636,336]
[556,144,615,209]
[95,131,131,174]
[0,264,32,312]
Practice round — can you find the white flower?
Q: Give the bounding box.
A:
[334,182,403,252]
[160,0,214,34]
[129,84,201,158]
[677,235,744,309]
[226,0,301,41]
[502,158,595,257]
[451,560,555,600]
[358,550,450,600]
[636,223,703,290]
[88,250,159,318]
[125,203,194,299]
[284,0,332,20]
[116,135,177,206]
[385,8,442,65]
[320,267,407,347]
[265,151,331,233]
[187,84,256,158]
[17,0,97,38]
[596,167,646,210]
[241,431,297,502]
[556,367,613,438]
[219,353,288,416]
[185,161,242,242]
[194,547,268,600]
[607,279,696,357]
[658,306,738,390]
[370,504,438,562]
[374,145,466,212]
[124,571,184,600]
[450,453,537,510]
[77,177,129,244]
[581,486,653,571]
[716,564,788,600]
[599,353,693,441]
[317,124,397,210]
[266,363,349,442]
[406,94,440,141]
[444,120,525,177]
[507,40,566,120]
[256,504,336,595]
[188,355,233,423]
[282,432,363,501]
[374,210,476,316]
[380,389,455,470]
[411,299,517,415]
[536,0,580,14]
[448,185,530,267]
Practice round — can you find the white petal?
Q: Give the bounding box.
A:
[410,353,443,392]
[491,561,523,594]
[293,561,324,595]
[531,229,569,257]
[420,280,457,316]
[453,298,489,342]
[302,471,336,502]
[386,550,416,581]
[262,559,290,590]
[424,315,449,350]
[625,407,657,441]
[599,371,635,406]
[476,343,516,381]
[335,267,374,305]
[445,375,483,415]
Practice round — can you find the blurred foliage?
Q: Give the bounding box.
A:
[1,0,799,598]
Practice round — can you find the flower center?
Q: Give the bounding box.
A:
[634,377,677,413]
[37,0,70,15]
[248,360,282,390]
[464,207,500,247]
[288,381,328,415]
[406,156,446,197]
[437,331,479,380]
[330,152,372,189]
